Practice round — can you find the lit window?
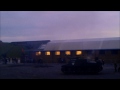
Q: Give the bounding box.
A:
[76,51,82,55]
[36,51,41,56]
[65,51,71,55]
[38,51,41,55]
[55,51,60,55]
[45,51,50,55]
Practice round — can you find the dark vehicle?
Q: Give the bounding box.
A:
[61,58,103,74]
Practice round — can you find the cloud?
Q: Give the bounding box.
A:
[1,11,120,42]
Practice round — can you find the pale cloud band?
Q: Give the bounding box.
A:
[0,11,120,42]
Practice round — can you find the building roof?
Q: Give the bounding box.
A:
[44,37,120,51]
[11,40,50,51]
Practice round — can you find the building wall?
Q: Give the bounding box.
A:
[33,49,120,63]
[98,50,120,63]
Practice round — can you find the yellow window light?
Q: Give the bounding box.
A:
[45,51,50,55]
[36,51,41,56]
[38,51,41,55]
[55,51,60,55]
[76,51,82,55]
[65,51,71,55]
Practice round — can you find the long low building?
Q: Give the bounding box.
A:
[34,37,120,63]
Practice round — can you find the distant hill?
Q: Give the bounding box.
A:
[0,40,50,58]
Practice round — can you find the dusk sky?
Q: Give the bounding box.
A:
[0,11,120,42]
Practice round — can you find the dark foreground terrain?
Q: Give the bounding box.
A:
[0,63,120,79]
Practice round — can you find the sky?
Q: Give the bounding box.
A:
[0,11,120,42]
